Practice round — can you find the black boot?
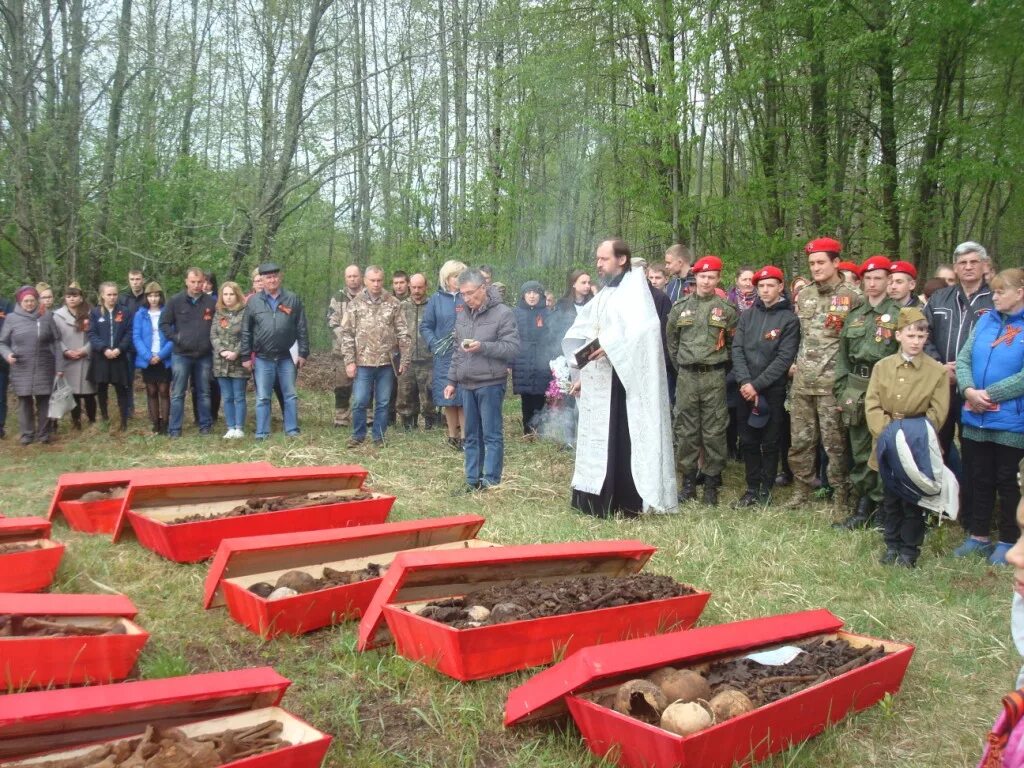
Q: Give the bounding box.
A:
[402,415,416,432]
[423,413,435,430]
[732,489,759,509]
[703,475,721,507]
[678,474,698,502]
[757,483,773,505]
[833,496,876,530]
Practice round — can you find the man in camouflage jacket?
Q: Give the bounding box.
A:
[786,238,863,513]
[327,264,362,426]
[339,265,412,446]
[397,273,437,430]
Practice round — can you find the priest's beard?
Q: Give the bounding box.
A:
[597,269,624,288]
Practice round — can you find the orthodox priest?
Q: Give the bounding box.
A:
[565,239,677,517]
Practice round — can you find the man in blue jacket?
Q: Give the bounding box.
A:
[240,263,310,439]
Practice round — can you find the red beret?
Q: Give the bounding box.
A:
[837,261,860,274]
[859,255,892,276]
[889,260,917,279]
[805,237,843,255]
[753,265,784,284]
[692,255,723,273]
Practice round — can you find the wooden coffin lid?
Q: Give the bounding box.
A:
[356,539,657,652]
[503,609,845,726]
[203,515,487,609]
[0,592,139,618]
[112,464,370,542]
[0,667,290,760]
[0,516,51,543]
[48,462,275,521]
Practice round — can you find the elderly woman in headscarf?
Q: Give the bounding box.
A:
[512,280,551,435]
[0,286,64,444]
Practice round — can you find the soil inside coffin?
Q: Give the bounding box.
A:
[169,490,374,524]
[5,720,290,767]
[0,541,43,555]
[0,615,127,637]
[248,562,388,598]
[412,573,695,628]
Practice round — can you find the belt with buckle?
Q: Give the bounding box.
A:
[681,362,727,374]
[852,364,872,378]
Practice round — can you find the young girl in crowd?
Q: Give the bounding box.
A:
[53,285,97,429]
[87,282,133,432]
[211,281,249,439]
[133,282,173,434]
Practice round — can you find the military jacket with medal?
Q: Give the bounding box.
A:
[667,293,738,368]
[834,297,900,399]
[792,278,862,395]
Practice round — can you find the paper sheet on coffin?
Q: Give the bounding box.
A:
[504,609,914,768]
[203,515,494,638]
[47,462,276,534]
[113,465,394,563]
[0,667,331,767]
[356,540,711,681]
[0,539,64,593]
[0,593,149,690]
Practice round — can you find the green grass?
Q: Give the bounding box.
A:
[0,387,1013,766]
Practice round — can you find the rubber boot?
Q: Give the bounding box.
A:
[703,475,721,507]
[678,473,698,503]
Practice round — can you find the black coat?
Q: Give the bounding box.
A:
[731,295,800,393]
[87,305,134,385]
[512,302,552,395]
[160,291,217,357]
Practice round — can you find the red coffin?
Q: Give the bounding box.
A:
[0,667,331,767]
[505,610,914,768]
[48,462,275,535]
[356,540,711,681]
[205,515,495,639]
[112,465,394,563]
[0,516,63,593]
[0,593,149,691]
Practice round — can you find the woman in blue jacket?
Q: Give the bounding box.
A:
[133,281,173,434]
[420,259,467,450]
[88,282,134,432]
[955,268,1024,565]
[512,280,550,435]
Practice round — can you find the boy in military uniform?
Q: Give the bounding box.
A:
[833,255,901,529]
[887,261,921,308]
[865,307,950,567]
[668,255,738,506]
[786,237,863,512]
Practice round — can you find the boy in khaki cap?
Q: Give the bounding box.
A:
[865,306,950,567]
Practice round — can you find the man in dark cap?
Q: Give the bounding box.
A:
[240,262,309,439]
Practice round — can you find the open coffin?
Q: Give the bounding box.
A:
[111,465,394,563]
[505,609,914,768]
[356,540,711,681]
[0,517,63,593]
[0,667,331,767]
[0,593,149,691]
[47,462,275,535]
[205,515,497,639]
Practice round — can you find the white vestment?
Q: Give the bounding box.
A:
[564,266,677,513]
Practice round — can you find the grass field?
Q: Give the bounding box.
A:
[0,385,1014,767]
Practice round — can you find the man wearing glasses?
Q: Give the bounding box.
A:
[444,269,519,492]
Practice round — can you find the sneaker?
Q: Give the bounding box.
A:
[223,429,234,439]
[234,429,245,439]
[450,482,481,496]
[732,490,760,509]
[346,437,365,449]
[953,537,994,559]
[989,541,1014,566]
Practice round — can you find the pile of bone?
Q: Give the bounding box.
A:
[170,491,373,525]
[0,614,125,637]
[78,488,125,501]
[8,721,288,767]
[249,564,388,600]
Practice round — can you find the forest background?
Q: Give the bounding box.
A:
[2,0,1022,349]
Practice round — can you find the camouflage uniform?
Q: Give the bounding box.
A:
[327,288,358,425]
[833,296,900,514]
[667,293,738,503]
[339,290,412,369]
[787,277,863,509]
[397,296,436,428]
[210,308,248,379]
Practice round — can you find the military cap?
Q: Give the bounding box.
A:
[859,255,892,277]
[897,306,927,330]
[257,262,281,275]
[805,237,843,255]
[693,255,723,273]
[838,261,860,274]
[889,260,917,279]
[748,394,770,428]
[753,265,784,284]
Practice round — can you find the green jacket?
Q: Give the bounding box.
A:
[834,297,901,402]
[667,293,738,368]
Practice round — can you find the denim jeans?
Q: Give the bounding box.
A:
[254,356,298,437]
[217,377,247,430]
[462,382,506,487]
[169,353,212,434]
[352,365,394,442]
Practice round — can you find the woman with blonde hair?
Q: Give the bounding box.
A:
[53,284,96,429]
[421,259,468,449]
[88,281,133,431]
[35,282,55,315]
[211,281,248,438]
[132,281,172,433]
